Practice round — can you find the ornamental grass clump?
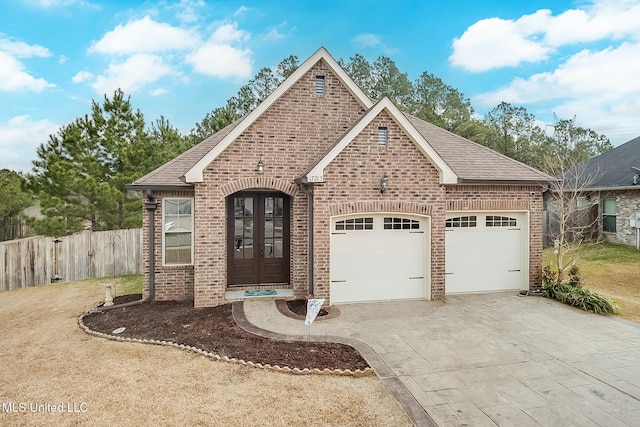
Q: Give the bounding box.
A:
[541,266,618,315]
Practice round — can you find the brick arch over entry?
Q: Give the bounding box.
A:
[329,200,433,217]
[219,177,300,197]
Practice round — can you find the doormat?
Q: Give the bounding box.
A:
[244,289,278,297]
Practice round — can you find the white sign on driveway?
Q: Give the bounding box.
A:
[305,298,325,326]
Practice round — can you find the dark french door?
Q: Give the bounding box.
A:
[227,192,290,286]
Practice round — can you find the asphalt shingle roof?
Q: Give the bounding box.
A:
[580,136,640,189]
[131,109,552,189]
[404,114,551,183]
[130,119,242,188]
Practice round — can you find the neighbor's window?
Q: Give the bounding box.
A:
[163,198,193,265]
[603,196,616,233]
[378,127,388,147]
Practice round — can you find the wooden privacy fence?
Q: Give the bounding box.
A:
[0,228,142,291]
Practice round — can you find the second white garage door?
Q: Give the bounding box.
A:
[330,215,428,304]
[445,212,527,293]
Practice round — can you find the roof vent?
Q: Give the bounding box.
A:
[315,76,325,94]
[378,127,388,147]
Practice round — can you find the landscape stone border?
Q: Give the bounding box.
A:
[77,311,373,377]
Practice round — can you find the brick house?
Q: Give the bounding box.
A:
[575,136,640,249]
[128,47,551,307]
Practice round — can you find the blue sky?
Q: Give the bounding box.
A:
[2,0,640,172]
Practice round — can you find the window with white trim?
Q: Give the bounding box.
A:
[384,217,420,230]
[486,215,517,227]
[445,216,477,228]
[335,217,373,231]
[603,196,616,232]
[163,198,193,265]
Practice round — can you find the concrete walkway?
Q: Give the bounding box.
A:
[238,293,640,426]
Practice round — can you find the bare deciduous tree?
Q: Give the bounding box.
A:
[545,155,603,281]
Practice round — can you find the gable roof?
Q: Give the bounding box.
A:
[301,97,458,184]
[580,136,640,190]
[182,47,374,184]
[130,46,552,190]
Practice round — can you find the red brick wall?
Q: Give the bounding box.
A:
[141,189,195,302]
[191,59,368,307]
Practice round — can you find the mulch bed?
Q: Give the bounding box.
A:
[82,295,368,372]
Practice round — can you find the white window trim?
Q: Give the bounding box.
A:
[602,196,617,233]
[162,197,194,266]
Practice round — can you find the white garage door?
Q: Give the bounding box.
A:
[445,212,526,293]
[330,215,428,304]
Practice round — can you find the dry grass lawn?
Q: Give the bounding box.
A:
[544,242,640,322]
[0,278,411,426]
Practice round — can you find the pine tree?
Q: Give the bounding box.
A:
[26,90,163,236]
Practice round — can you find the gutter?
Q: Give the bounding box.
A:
[90,189,158,312]
[125,183,194,191]
[455,178,554,186]
[576,185,640,192]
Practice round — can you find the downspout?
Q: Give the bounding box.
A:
[90,189,157,312]
[299,183,314,297]
[144,189,157,301]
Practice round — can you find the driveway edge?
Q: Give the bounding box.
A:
[232,301,437,427]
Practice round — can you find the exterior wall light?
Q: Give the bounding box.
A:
[380,173,388,193]
[256,159,265,174]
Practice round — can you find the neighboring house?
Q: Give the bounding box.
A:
[128,47,551,308]
[576,136,640,248]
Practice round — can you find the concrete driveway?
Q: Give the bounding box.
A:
[239,292,640,426]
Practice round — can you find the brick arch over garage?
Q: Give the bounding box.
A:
[219,177,301,198]
[329,200,433,217]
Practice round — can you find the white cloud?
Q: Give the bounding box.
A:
[72,70,93,83]
[234,6,252,16]
[186,23,252,79]
[90,54,176,95]
[544,1,640,46]
[450,1,640,72]
[149,87,168,96]
[89,16,198,55]
[474,42,640,143]
[264,22,294,41]
[0,52,53,92]
[352,33,399,55]
[353,33,383,49]
[23,0,81,6]
[0,116,59,173]
[476,43,640,105]
[0,36,52,58]
[449,14,552,72]
[170,0,206,24]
